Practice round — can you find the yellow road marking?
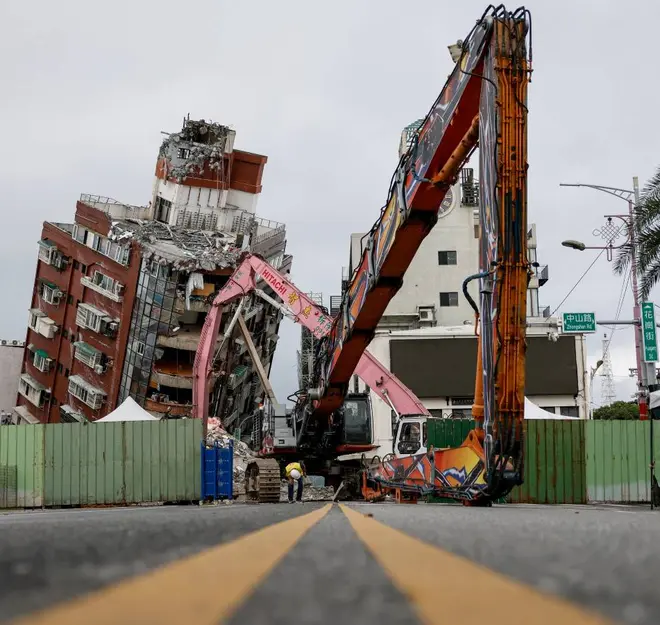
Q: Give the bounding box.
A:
[14,504,331,625]
[340,504,614,625]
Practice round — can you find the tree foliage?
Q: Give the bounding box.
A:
[592,400,640,420]
[615,166,660,299]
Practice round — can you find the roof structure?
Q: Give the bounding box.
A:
[109,219,241,271]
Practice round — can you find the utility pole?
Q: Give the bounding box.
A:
[600,334,616,406]
[560,179,652,420]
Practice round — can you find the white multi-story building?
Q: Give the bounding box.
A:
[347,171,549,330]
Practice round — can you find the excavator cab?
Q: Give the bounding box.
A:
[340,393,372,446]
[394,416,428,458]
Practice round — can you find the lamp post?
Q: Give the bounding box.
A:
[560,180,652,420]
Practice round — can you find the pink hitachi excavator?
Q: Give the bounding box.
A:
[191,252,430,499]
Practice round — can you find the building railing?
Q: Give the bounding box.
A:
[80,194,152,220]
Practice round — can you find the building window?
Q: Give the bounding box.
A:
[155,197,172,224]
[73,341,104,370]
[18,374,48,407]
[58,363,63,374]
[93,270,115,292]
[81,270,124,301]
[40,280,63,305]
[474,224,480,238]
[76,302,117,336]
[177,148,190,159]
[28,309,58,339]
[559,406,579,418]
[72,225,87,244]
[32,349,52,373]
[439,292,459,307]
[68,375,105,410]
[73,260,79,270]
[28,309,44,332]
[438,251,457,266]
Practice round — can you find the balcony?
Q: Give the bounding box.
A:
[18,373,49,408]
[38,240,67,270]
[80,193,152,221]
[81,273,124,303]
[68,375,106,410]
[28,309,59,339]
[59,404,87,423]
[157,325,224,351]
[251,223,286,259]
[145,398,190,416]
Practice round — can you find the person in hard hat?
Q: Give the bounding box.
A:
[285,461,306,503]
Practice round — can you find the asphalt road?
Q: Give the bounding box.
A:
[0,502,659,624]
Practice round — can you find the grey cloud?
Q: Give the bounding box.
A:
[2,0,659,404]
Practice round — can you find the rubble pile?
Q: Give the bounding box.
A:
[159,119,231,183]
[278,481,335,503]
[204,418,335,502]
[206,418,256,496]
[108,219,242,272]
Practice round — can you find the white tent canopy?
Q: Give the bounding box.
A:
[524,397,578,420]
[97,397,160,422]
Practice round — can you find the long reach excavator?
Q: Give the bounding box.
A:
[193,5,532,505]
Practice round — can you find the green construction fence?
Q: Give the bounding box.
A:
[0,420,202,509]
[426,418,588,504]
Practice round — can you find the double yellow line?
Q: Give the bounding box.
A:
[15,504,614,625]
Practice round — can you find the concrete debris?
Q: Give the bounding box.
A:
[108,219,241,272]
[159,119,231,183]
[206,417,256,496]
[278,482,335,503]
[205,418,335,501]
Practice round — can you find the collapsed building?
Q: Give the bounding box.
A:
[14,117,292,434]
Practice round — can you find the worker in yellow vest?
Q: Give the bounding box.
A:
[285,461,306,503]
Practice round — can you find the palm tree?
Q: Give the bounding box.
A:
[614,167,660,300]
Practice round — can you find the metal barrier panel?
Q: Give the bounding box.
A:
[509,420,586,504]
[0,425,45,508]
[426,418,586,504]
[201,441,233,500]
[585,420,658,503]
[44,420,202,507]
[124,420,202,503]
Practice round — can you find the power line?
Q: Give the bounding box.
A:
[551,249,606,316]
[604,271,631,358]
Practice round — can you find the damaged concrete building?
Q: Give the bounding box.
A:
[15,117,292,429]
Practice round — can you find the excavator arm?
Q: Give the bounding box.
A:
[192,253,334,427]
[334,6,531,503]
[193,253,428,437]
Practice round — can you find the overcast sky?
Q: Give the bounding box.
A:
[2,0,659,409]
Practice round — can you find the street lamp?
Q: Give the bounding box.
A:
[561,240,586,252]
[560,179,652,420]
[588,359,604,419]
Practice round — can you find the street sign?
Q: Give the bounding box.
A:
[562,312,597,334]
[642,302,658,362]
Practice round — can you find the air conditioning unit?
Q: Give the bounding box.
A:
[94,364,106,375]
[417,306,435,323]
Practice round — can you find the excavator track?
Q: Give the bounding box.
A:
[245,458,281,503]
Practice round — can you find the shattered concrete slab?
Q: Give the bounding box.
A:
[159,119,233,183]
[108,219,241,272]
